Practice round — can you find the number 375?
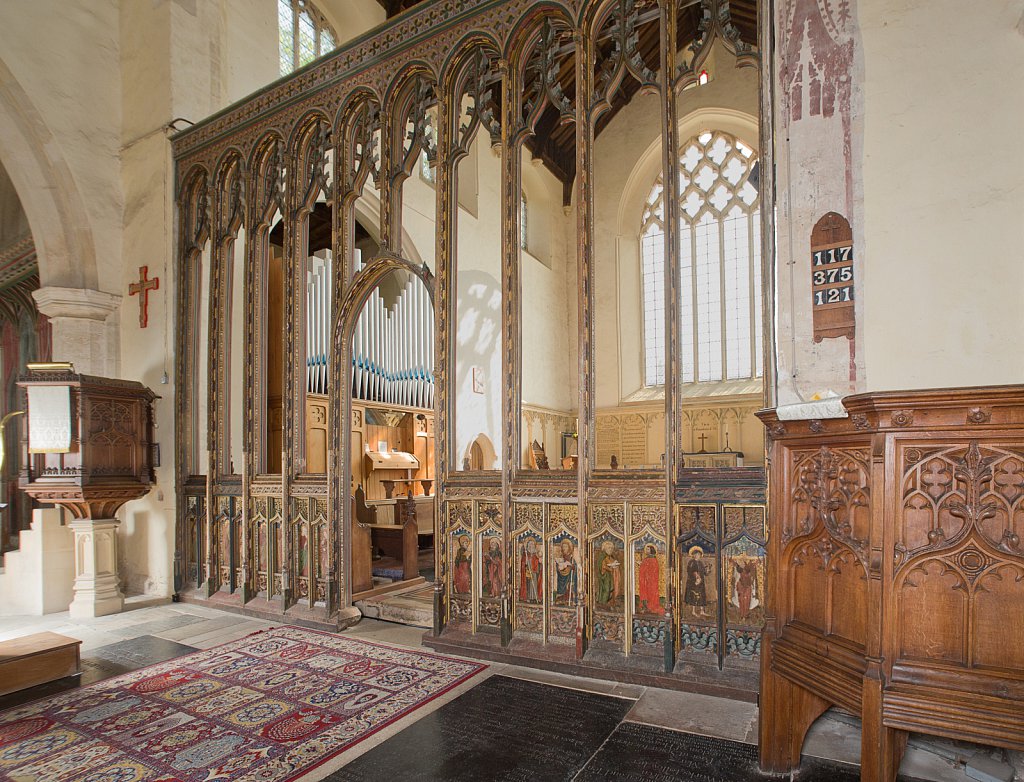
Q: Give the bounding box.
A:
[813,266,853,286]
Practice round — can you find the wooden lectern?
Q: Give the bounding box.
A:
[18,363,158,618]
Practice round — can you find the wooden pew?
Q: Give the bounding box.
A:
[350,486,375,595]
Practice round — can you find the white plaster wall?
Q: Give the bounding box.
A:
[521,147,577,416]
[318,0,386,46]
[0,0,122,294]
[858,0,1024,390]
[453,137,503,468]
[116,0,279,596]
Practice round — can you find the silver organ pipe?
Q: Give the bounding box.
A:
[348,272,433,408]
[306,253,331,396]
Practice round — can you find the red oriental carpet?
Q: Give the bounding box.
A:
[0,626,486,781]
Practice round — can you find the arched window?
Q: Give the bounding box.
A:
[278,0,338,76]
[641,130,761,386]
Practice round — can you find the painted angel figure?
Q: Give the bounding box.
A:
[731,558,760,619]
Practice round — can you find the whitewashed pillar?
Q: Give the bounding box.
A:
[68,517,124,618]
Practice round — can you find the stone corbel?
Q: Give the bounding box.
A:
[32,286,122,376]
[33,286,122,321]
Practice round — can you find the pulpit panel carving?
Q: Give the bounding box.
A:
[788,446,870,564]
[759,390,1024,781]
[895,440,1024,676]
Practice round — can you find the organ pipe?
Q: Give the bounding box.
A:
[339,271,434,408]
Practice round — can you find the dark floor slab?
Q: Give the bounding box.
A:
[0,636,197,713]
[88,634,198,668]
[575,723,928,782]
[326,675,634,782]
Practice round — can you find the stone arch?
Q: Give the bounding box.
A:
[0,55,98,290]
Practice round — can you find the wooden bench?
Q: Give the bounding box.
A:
[0,632,82,697]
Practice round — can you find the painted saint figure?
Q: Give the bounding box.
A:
[552,539,579,605]
[519,538,542,603]
[483,538,503,598]
[731,558,760,619]
[298,526,309,578]
[595,540,623,608]
[453,535,472,595]
[684,545,710,618]
[637,543,662,614]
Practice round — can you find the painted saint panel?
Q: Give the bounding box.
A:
[591,533,626,644]
[676,504,719,658]
[514,530,544,633]
[628,504,668,653]
[634,538,666,616]
[550,535,580,607]
[547,532,580,640]
[512,503,544,634]
[681,542,718,624]
[722,505,767,660]
[272,513,284,597]
[448,503,473,625]
[294,518,310,600]
[477,502,503,631]
[452,533,473,596]
[256,518,268,593]
[232,501,244,589]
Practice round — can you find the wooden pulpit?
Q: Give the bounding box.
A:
[18,363,158,617]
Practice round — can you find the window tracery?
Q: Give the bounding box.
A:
[278,0,338,76]
[641,130,761,387]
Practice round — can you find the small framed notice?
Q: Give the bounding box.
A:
[810,212,855,342]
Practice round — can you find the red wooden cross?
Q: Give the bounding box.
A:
[129,265,159,328]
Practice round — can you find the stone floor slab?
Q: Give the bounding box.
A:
[624,686,758,744]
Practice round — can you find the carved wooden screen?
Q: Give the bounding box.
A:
[171,0,769,693]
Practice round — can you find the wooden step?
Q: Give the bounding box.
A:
[0,631,81,697]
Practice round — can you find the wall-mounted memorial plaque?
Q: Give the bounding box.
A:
[810,212,855,342]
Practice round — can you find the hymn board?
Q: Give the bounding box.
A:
[810,212,855,342]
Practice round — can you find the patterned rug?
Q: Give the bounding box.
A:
[0,626,485,781]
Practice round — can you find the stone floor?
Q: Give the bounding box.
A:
[0,601,1004,781]
[355,582,434,627]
